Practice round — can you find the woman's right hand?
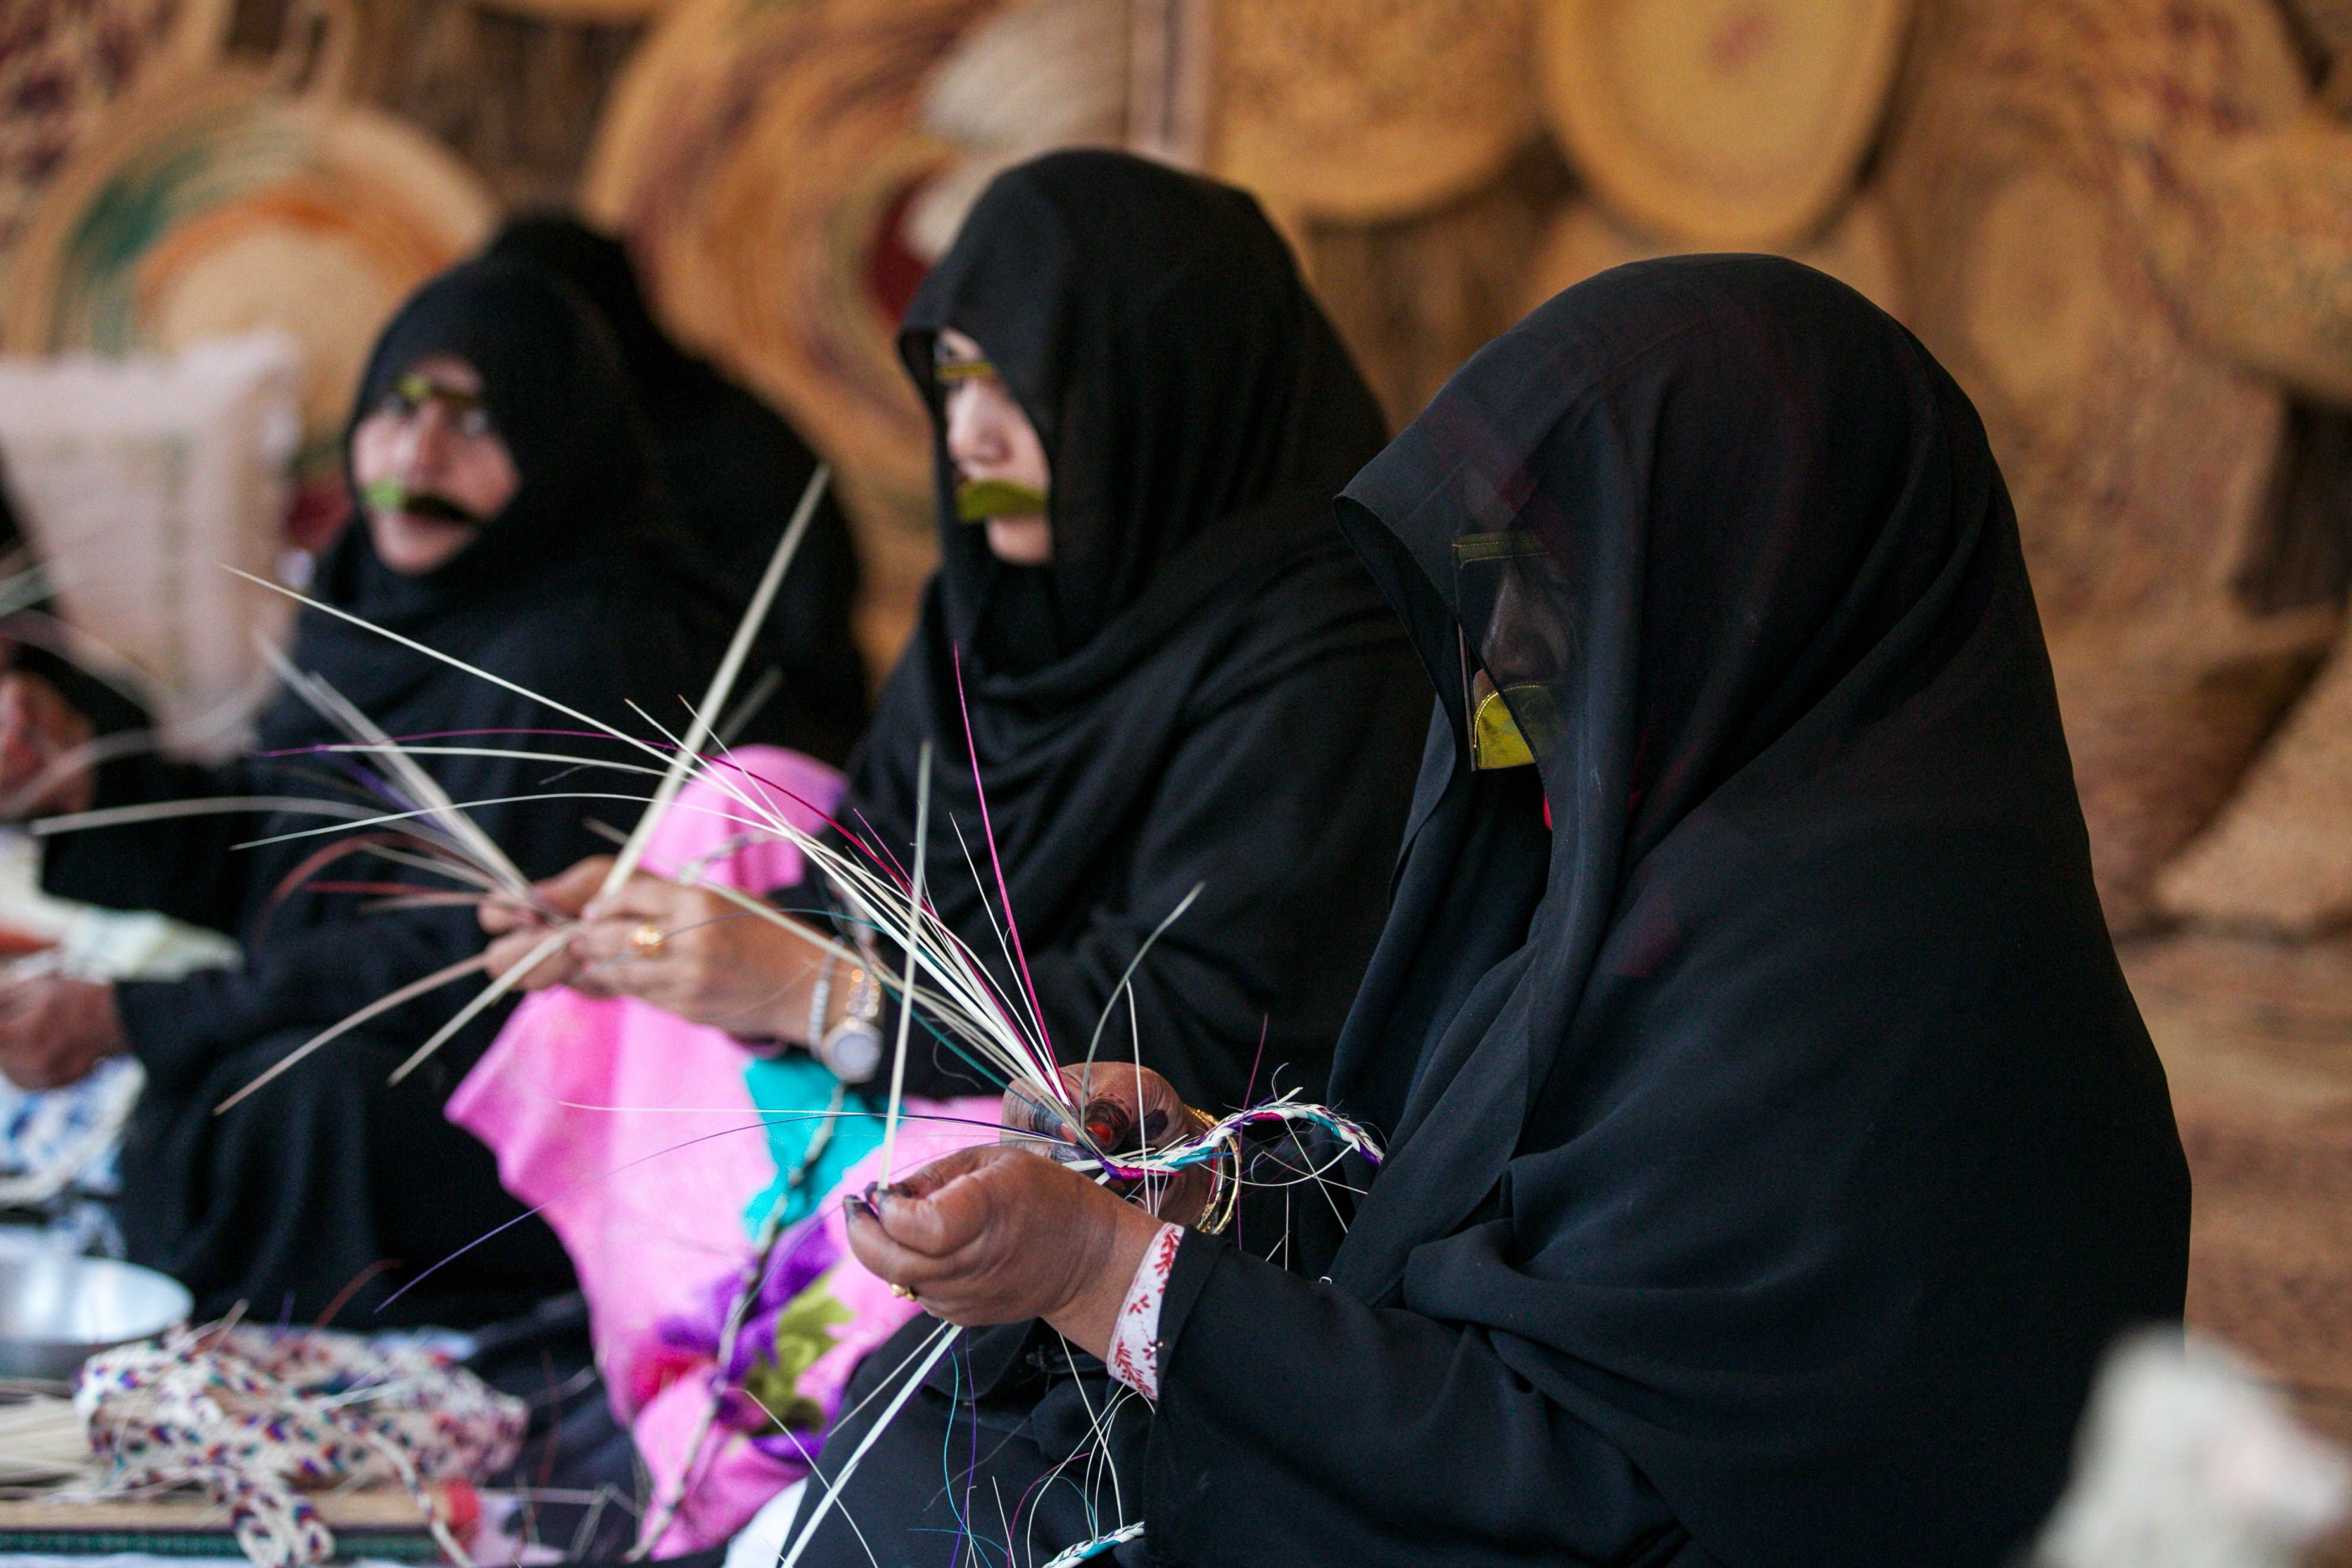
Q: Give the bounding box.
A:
[480,855,609,991]
[481,854,829,1040]
[0,674,94,818]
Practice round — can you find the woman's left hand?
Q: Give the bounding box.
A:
[842,1144,1165,1360]
[0,977,122,1089]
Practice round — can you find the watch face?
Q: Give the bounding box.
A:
[824,1023,885,1085]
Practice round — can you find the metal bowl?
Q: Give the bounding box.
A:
[0,1254,191,1381]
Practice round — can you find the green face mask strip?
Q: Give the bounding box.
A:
[955,478,1049,523]
[932,358,998,383]
[362,478,409,514]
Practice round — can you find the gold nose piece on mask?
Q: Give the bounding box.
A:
[1469,682,1534,771]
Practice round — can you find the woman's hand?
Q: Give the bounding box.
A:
[479,855,606,991]
[842,1144,1165,1359]
[0,674,94,818]
[1003,1062,1216,1228]
[481,854,826,1039]
[0,977,122,1089]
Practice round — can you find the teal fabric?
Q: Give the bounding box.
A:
[743,1055,884,1232]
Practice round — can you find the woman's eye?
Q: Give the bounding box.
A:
[455,407,495,439]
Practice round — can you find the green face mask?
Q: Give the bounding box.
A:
[955,477,1049,523]
[360,479,485,527]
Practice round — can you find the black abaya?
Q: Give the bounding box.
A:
[805,258,2190,1568]
[483,214,868,764]
[821,150,1427,1114]
[43,260,732,1324]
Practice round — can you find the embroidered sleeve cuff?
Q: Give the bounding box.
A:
[1105,1222,1183,1399]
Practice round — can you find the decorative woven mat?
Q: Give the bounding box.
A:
[2123,932,2352,1561]
[2,69,494,508]
[2124,935,2352,1415]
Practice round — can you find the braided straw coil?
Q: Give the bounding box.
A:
[0,0,234,260]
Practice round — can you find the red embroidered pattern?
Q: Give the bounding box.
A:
[1107,1223,1183,1399]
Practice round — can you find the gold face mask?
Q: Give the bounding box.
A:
[1467,668,1535,771]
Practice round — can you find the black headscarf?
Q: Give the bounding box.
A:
[281,256,700,729]
[839,150,1420,1108]
[482,214,870,763]
[1218,255,2190,1565]
[74,257,735,1322]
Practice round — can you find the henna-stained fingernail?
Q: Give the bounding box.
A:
[1083,1097,1134,1152]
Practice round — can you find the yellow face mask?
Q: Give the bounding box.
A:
[1467,669,1534,771]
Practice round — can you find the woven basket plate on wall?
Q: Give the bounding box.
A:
[1519,189,1908,322]
[471,0,681,24]
[585,0,1005,659]
[1534,0,1910,248]
[0,0,234,260]
[3,71,495,495]
[1210,0,1538,224]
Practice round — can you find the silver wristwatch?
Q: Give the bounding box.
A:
[817,957,884,1083]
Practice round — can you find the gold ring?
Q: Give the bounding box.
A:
[628,923,667,954]
[889,1282,916,1300]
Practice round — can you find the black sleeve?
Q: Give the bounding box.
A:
[894,637,1421,1109]
[112,892,486,1101]
[37,748,252,934]
[110,662,641,1102]
[1142,1234,1705,1568]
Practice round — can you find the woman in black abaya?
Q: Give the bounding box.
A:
[0,260,730,1324]
[831,255,2192,1568]
[482,214,868,764]
[493,150,1428,1122]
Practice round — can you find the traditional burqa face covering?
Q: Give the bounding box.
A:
[845,148,1392,1037]
[1322,257,2190,1567]
[328,260,659,615]
[896,148,1384,676]
[283,258,684,726]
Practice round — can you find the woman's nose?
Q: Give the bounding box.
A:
[403,405,458,478]
[945,388,1008,469]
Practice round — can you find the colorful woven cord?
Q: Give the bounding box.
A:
[74,1325,524,1568]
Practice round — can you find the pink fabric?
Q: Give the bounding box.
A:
[447,747,1006,1556]
[636,1108,998,1556]
[446,747,843,1420]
